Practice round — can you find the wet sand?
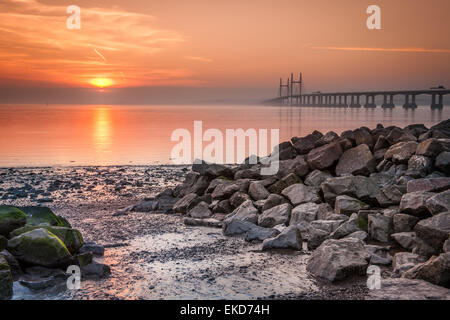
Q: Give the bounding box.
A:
[1,166,368,300]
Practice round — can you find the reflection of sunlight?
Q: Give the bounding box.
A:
[93,108,112,154]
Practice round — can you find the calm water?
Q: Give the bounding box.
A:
[0,104,448,167]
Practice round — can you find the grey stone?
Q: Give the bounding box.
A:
[393,214,419,233]
[407,177,450,193]
[436,151,450,175]
[281,183,321,206]
[304,170,332,187]
[267,173,301,194]
[226,200,259,224]
[222,219,257,236]
[335,144,375,176]
[262,194,287,211]
[188,201,212,219]
[262,225,302,251]
[392,232,417,250]
[414,211,450,251]
[399,191,435,217]
[192,160,233,179]
[245,226,280,242]
[321,175,381,206]
[406,155,432,178]
[230,191,251,208]
[416,138,450,158]
[403,253,450,288]
[310,220,343,233]
[173,193,200,214]
[367,278,450,300]
[248,182,270,201]
[306,238,370,282]
[306,142,343,170]
[384,141,418,164]
[345,231,368,242]
[79,242,104,256]
[290,202,321,225]
[334,195,369,216]
[276,156,310,179]
[81,262,111,279]
[330,215,361,239]
[307,227,330,250]
[393,252,423,276]
[258,203,292,228]
[292,131,323,155]
[426,190,450,215]
[368,213,393,242]
[365,244,393,266]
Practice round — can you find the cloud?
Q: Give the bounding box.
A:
[185,56,213,63]
[312,46,450,54]
[0,0,191,86]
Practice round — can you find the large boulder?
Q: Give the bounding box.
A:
[391,232,417,250]
[365,244,393,266]
[173,193,200,214]
[262,225,302,251]
[291,131,323,155]
[330,215,361,239]
[19,206,67,227]
[335,144,376,176]
[314,131,339,147]
[375,184,405,207]
[405,155,433,178]
[426,190,450,215]
[393,252,424,276]
[192,160,233,179]
[304,170,333,187]
[229,192,251,209]
[267,173,301,194]
[211,181,244,200]
[416,138,450,158]
[306,142,343,170]
[0,256,12,300]
[334,195,369,216]
[187,202,212,219]
[262,194,288,211]
[368,213,393,242]
[407,177,450,193]
[0,206,27,237]
[393,214,419,233]
[353,128,374,147]
[306,238,370,282]
[384,141,418,164]
[10,226,83,254]
[399,191,435,217]
[403,253,450,288]
[276,156,310,179]
[436,151,450,174]
[245,226,280,242]
[271,141,297,161]
[290,202,321,225]
[248,182,270,201]
[321,175,381,206]
[310,220,343,233]
[281,183,321,206]
[7,228,72,267]
[414,212,450,251]
[223,219,257,236]
[367,278,450,300]
[258,203,292,228]
[307,227,330,250]
[225,200,259,224]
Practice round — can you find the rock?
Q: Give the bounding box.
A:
[404,124,428,138]
[79,242,105,256]
[321,175,381,206]
[0,206,27,237]
[81,262,111,279]
[374,135,390,151]
[304,170,332,187]
[399,191,435,217]
[413,236,440,258]
[262,194,287,211]
[368,213,393,242]
[307,227,330,250]
[365,244,393,265]
[258,203,292,228]
[436,151,450,174]
[367,278,450,300]
[276,156,310,178]
[353,128,374,147]
[330,215,361,239]
[262,225,302,251]
[267,173,301,194]
[192,160,233,179]
[292,131,323,155]
[445,238,450,253]
[132,200,159,212]
[405,155,432,178]
[338,137,354,151]
[392,232,417,250]
[334,195,369,215]
[223,219,257,236]
[281,183,320,206]
[310,220,343,233]
[19,206,67,227]
[234,168,262,180]
[345,231,368,242]
[416,138,450,158]
[184,218,222,228]
[10,225,83,254]
[7,228,71,267]
[335,144,375,176]
[414,212,450,251]
[306,238,370,282]
[245,226,280,242]
[211,181,242,200]
[188,202,212,219]
[173,172,199,197]
[306,142,343,170]
[374,148,388,162]
[225,200,259,224]
[385,127,417,144]
[290,202,321,225]
[229,192,251,208]
[393,252,423,276]
[403,253,450,288]
[426,190,450,215]
[189,175,211,196]
[0,256,12,300]
[212,199,232,214]
[314,131,339,147]
[0,236,6,252]
[393,214,419,233]
[248,182,270,201]
[375,184,405,207]
[154,190,179,213]
[271,141,297,160]
[407,177,450,193]
[384,141,418,164]
[75,252,93,267]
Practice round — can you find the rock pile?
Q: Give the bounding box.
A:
[0,205,109,300]
[138,119,450,299]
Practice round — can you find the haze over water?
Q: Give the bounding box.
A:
[0,104,448,167]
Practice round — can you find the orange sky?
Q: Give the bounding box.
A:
[1,0,450,94]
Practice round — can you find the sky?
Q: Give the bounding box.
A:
[1,0,449,104]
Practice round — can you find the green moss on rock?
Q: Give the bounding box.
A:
[0,206,27,237]
[10,226,83,254]
[0,235,7,252]
[7,228,72,267]
[19,206,65,227]
[0,269,13,300]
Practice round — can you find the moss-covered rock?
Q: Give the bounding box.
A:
[75,252,93,267]
[57,216,72,228]
[7,228,72,267]
[10,225,83,254]
[19,206,66,227]
[0,256,13,300]
[0,206,27,237]
[0,235,7,252]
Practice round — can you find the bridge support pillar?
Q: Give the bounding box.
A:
[403,94,417,109]
[382,94,395,108]
[364,95,376,108]
[350,95,361,108]
[431,94,444,109]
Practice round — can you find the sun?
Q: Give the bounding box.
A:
[90,78,113,88]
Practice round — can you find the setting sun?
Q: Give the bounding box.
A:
[90,78,113,88]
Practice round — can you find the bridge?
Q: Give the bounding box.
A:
[265,73,449,109]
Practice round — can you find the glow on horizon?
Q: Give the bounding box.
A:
[90,78,113,88]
